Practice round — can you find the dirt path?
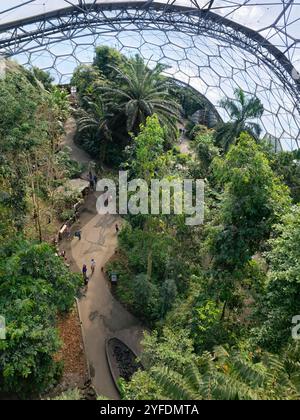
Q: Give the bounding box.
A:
[61,119,144,399]
[179,137,194,155]
[60,119,91,169]
[178,122,195,157]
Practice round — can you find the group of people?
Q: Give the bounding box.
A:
[82,258,96,286]
[81,224,120,288]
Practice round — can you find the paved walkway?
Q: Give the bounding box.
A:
[61,119,144,399]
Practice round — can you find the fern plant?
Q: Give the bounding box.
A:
[152,346,300,400]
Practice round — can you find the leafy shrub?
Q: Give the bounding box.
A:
[0,240,81,395]
[55,148,84,179]
[189,124,209,140]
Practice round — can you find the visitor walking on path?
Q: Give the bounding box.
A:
[74,230,82,240]
[82,264,88,286]
[115,224,119,234]
[89,171,94,190]
[93,175,98,191]
[91,258,96,275]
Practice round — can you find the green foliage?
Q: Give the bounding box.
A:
[254,205,300,351]
[52,188,81,221]
[118,223,174,277]
[151,347,300,400]
[192,132,219,178]
[214,88,264,152]
[122,328,214,399]
[75,95,112,163]
[191,299,225,352]
[71,64,103,98]
[0,61,71,234]
[101,54,181,137]
[125,328,300,400]
[170,83,206,118]
[72,59,127,165]
[0,240,81,395]
[160,278,178,317]
[209,132,290,271]
[48,87,70,122]
[131,274,161,323]
[31,67,54,91]
[126,115,168,180]
[270,150,300,203]
[0,300,62,396]
[73,51,181,165]
[185,120,195,138]
[93,46,125,80]
[50,388,82,400]
[0,64,43,152]
[189,124,210,140]
[109,220,179,325]
[55,147,83,178]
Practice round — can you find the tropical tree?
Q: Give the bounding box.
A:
[210,132,290,272]
[76,95,112,163]
[71,64,103,98]
[93,46,125,80]
[101,55,181,136]
[214,88,264,152]
[126,114,169,181]
[206,133,290,315]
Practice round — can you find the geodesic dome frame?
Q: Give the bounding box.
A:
[0,1,299,150]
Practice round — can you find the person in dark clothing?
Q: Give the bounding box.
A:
[93,175,98,191]
[115,224,119,234]
[82,264,88,285]
[74,230,82,240]
[89,171,94,190]
[89,178,94,190]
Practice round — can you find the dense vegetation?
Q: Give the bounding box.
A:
[0,62,81,397]
[71,48,300,400]
[1,47,300,400]
[71,46,208,165]
[114,123,300,399]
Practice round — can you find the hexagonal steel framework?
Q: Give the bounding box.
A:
[0,1,299,150]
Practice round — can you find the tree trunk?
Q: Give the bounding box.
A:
[147,249,153,283]
[220,300,227,321]
[27,157,43,243]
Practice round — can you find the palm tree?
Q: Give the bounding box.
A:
[100,55,181,137]
[215,88,264,152]
[76,96,112,164]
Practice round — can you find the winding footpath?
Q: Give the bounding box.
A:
[61,119,144,399]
